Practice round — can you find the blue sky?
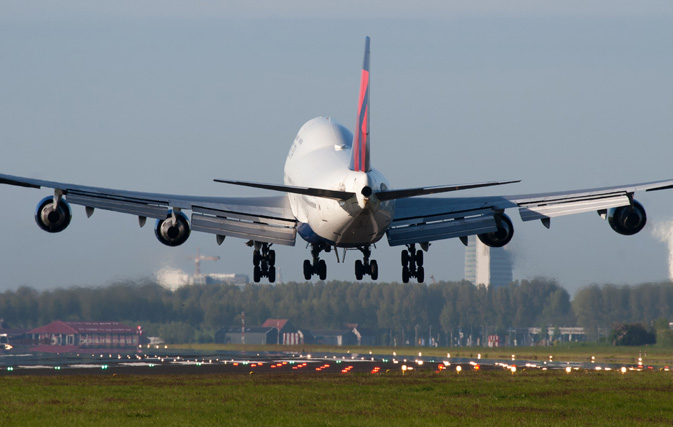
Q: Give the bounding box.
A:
[1,2,672,293]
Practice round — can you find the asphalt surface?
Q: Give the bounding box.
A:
[1,348,650,376]
[0,350,482,376]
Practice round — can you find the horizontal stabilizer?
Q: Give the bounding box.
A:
[376,180,520,201]
[214,179,355,200]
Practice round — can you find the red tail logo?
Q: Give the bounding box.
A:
[350,37,371,172]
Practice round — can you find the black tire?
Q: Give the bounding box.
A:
[417,266,425,283]
[303,260,312,280]
[402,266,410,283]
[253,251,261,266]
[355,260,364,280]
[416,250,424,267]
[318,260,327,280]
[253,266,261,283]
[268,266,276,283]
[370,260,378,280]
[401,250,409,267]
[268,250,276,267]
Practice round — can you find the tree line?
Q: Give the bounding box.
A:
[0,278,672,345]
[572,282,673,340]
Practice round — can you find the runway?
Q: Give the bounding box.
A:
[1,348,659,376]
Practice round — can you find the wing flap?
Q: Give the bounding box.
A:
[191,213,296,246]
[193,205,295,227]
[518,194,630,221]
[387,214,497,246]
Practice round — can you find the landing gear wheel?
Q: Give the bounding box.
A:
[303,260,312,281]
[402,266,410,283]
[401,244,428,283]
[318,260,327,280]
[401,250,409,266]
[251,242,277,283]
[253,266,261,283]
[370,260,378,280]
[355,260,364,280]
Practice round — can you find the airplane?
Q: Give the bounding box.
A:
[2,36,673,284]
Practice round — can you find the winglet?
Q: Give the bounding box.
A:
[350,36,371,172]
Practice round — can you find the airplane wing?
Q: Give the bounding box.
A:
[386,179,673,247]
[0,173,298,246]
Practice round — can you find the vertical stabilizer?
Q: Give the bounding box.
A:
[350,37,371,172]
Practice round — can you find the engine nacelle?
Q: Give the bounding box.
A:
[478,213,514,248]
[35,196,72,233]
[154,211,190,247]
[608,200,647,236]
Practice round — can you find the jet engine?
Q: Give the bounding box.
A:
[608,200,647,236]
[478,213,514,247]
[35,196,72,233]
[155,210,191,246]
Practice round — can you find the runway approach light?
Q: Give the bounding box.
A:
[621,367,627,374]
[510,366,517,374]
[565,366,572,374]
[456,366,462,373]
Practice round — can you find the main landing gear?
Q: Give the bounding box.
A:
[401,243,424,283]
[304,242,329,280]
[252,242,276,283]
[354,246,378,281]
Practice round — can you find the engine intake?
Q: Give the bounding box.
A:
[608,200,646,236]
[35,196,72,233]
[478,213,514,248]
[155,210,190,247]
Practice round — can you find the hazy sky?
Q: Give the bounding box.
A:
[1,2,672,294]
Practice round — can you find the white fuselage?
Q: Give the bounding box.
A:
[284,116,394,247]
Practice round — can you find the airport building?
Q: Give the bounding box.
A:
[464,235,513,288]
[27,321,140,352]
[215,319,305,345]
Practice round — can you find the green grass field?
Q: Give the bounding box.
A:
[1,369,672,426]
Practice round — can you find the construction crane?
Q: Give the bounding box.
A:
[189,249,220,277]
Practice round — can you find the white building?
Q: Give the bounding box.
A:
[464,235,512,288]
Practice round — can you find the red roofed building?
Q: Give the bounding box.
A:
[28,321,140,352]
[261,319,304,345]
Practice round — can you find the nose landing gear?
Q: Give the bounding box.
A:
[354,246,378,281]
[303,243,329,280]
[401,243,424,283]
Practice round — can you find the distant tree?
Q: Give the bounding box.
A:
[609,323,655,346]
